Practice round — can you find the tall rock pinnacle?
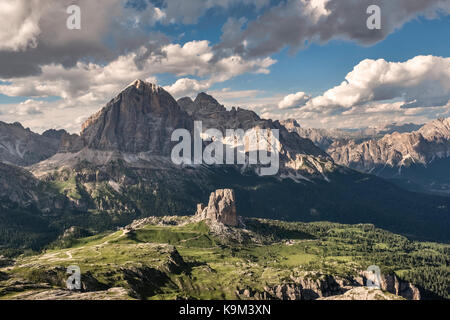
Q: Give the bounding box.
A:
[195,189,239,227]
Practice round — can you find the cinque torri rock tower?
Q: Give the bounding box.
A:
[195,189,238,227]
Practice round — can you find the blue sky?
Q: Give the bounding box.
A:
[0,0,449,132]
[153,11,450,97]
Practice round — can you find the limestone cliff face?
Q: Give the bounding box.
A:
[358,271,421,300]
[317,287,403,300]
[236,272,421,301]
[195,189,238,227]
[327,118,450,173]
[80,80,192,155]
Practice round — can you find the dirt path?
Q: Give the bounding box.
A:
[21,230,127,266]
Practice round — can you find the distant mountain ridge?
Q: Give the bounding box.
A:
[177,91,333,179]
[282,118,450,195]
[0,121,63,166]
[328,118,450,195]
[280,119,423,150]
[328,118,450,170]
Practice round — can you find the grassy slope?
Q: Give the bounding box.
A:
[1,218,448,300]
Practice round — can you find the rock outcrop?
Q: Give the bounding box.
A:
[6,287,130,301]
[58,132,84,153]
[195,189,238,227]
[318,287,404,300]
[356,271,421,300]
[235,272,421,301]
[0,256,13,268]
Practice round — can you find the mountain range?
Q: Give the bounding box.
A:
[279,120,424,150]
[0,80,449,256]
[0,122,64,166]
[281,118,450,195]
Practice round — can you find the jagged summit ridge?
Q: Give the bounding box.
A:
[127,79,161,92]
[36,80,334,180]
[177,92,226,116]
[37,82,334,183]
[194,92,222,108]
[177,92,333,178]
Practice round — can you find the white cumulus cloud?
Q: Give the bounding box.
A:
[278,92,311,109]
[304,55,450,112]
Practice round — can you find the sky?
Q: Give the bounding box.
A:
[0,0,449,133]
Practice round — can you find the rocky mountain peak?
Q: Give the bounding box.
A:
[280,119,301,130]
[324,116,450,194]
[195,92,219,105]
[193,92,226,112]
[11,122,25,129]
[42,129,67,140]
[418,117,450,140]
[177,96,193,105]
[79,79,192,154]
[177,92,226,117]
[127,79,161,92]
[195,189,238,227]
[177,93,333,177]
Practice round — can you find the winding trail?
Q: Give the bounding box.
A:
[22,230,128,266]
